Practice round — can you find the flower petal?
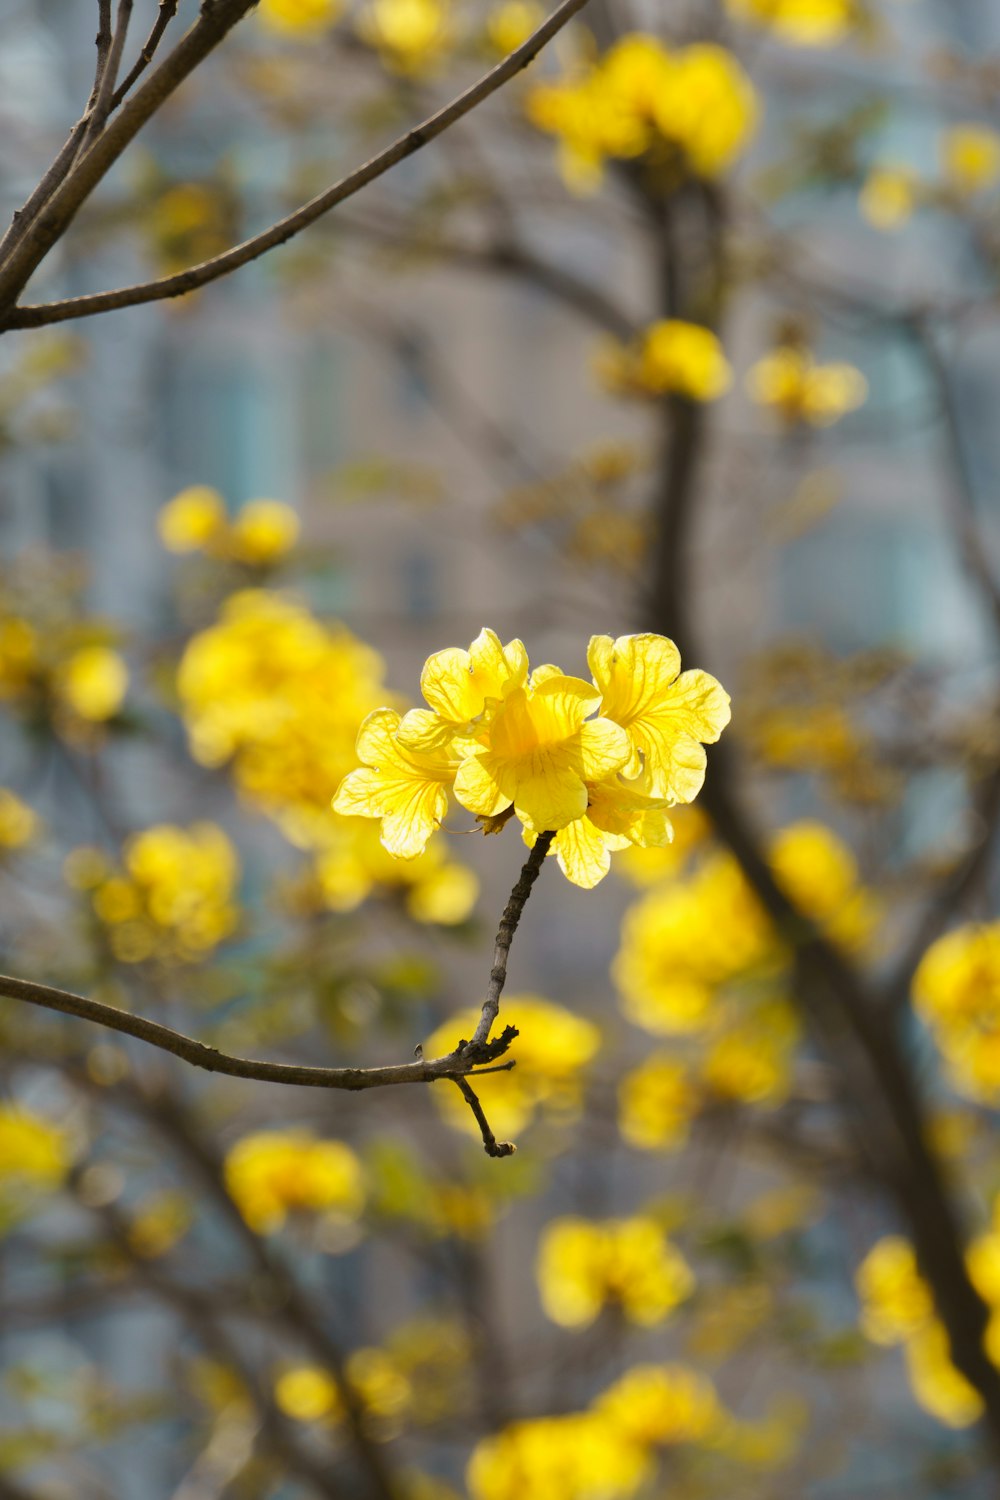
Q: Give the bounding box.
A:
[513,765,588,832]
[576,717,631,780]
[555,818,613,889]
[396,708,456,754]
[332,767,385,819]
[454,754,511,818]
[420,647,481,722]
[380,781,449,859]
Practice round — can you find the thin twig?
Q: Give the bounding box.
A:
[1,0,593,328]
[0,971,513,1092]
[81,0,135,149]
[111,0,180,109]
[452,1075,516,1157]
[469,830,554,1052]
[89,1,114,111]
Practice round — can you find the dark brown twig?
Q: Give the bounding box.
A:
[81,0,135,149]
[452,1075,516,1157]
[468,830,555,1053]
[110,0,180,109]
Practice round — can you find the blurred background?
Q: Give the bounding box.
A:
[1,0,1000,1494]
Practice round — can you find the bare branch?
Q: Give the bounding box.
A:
[0,971,512,1093]
[1,0,593,329]
[90,1,115,111]
[81,0,135,150]
[469,830,555,1052]
[111,0,180,110]
[452,1074,516,1157]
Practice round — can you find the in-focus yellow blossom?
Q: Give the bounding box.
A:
[904,1323,983,1428]
[941,124,1000,195]
[335,707,458,859]
[224,1131,365,1233]
[595,1363,721,1446]
[536,1215,694,1328]
[398,627,527,748]
[227,499,300,564]
[424,996,600,1138]
[618,1053,696,1151]
[855,1235,935,1346]
[598,321,731,402]
[726,0,855,46]
[360,0,452,74]
[157,486,227,552]
[859,165,917,230]
[0,788,40,848]
[527,34,756,193]
[748,346,868,426]
[487,0,541,53]
[543,774,673,890]
[700,999,799,1104]
[257,0,343,32]
[0,1107,69,1191]
[55,645,128,722]
[913,922,1000,1104]
[468,1410,650,1500]
[589,633,731,803]
[313,822,477,924]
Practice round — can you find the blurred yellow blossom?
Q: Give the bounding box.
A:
[487,0,541,53]
[615,805,709,885]
[0,1107,69,1193]
[0,788,40,848]
[275,1365,340,1423]
[468,1410,650,1500]
[748,346,868,426]
[227,499,300,564]
[55,645,128,722]
[127,1191,194,1259]
[527,34,756,193]
[224,1131,365,1233]
[424,996,599,1137]
[258,0,343,33]
[0,616,38,700]
[700,999,800,1104]
[941,125,1000,195]
[860,165,917,230]
[855,1235,933,1345]
[536,1216,694,1327]
[770,820,877,951]
[360,0,452,74]
[618,1053,696,1151]
[913,923,1000,1103]
[595,1363,721,1445]
[87,822,239,964]
[726,0,855,45]
[598,321,732,402]
[157,486,227,552]
[905,1323,982,1428]
[312,822,477,924]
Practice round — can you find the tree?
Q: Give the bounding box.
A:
[2,0,1000,1495]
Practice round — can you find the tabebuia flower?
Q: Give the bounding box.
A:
[333,628,730,888]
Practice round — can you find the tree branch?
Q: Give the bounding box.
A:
[0,0,593,329]
[80,0,135,150]
[0,971,512,1093]
[468,829,555,1053]
[452,1075,516,1157]
[110,0,180,110]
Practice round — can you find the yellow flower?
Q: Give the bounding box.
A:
[595,1363,721,1446]
[361,0,452,74]
[769,821,877,952]
[700,999,800,1105]
[313,821,478,924]
[468,1411,650,1500]
[228,498,300,565]
[913,922,1000,1104]
[258,0,343,32]
[541,774,673,891]
[398,627,528,749]
[486,0,542,53]
[55,645,128,722]
[618,1054,696,1151]
[748,346,868,427]
[588,633,731,804]
[224,1131,365,1233]
[0,788,40,848]
[0,1106,69,1190]
[941,125,1000,195]
[726,0,855,46]
[905,1322,983,1429]
[334,707,458,858]
[158,486,227,552]
[855,1236,933,1346]
[860,165,917,231]
[599,320,731,402]
[536,1215,694,1328]
[423,996,600,1138]
[275,1365,340,1423]
[657,44,758,178]
[453,671,630,834]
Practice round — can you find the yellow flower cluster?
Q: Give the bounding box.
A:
[0,607,127,733]
[725,0,855,46]
[334,629,730,890]
[597,321,732,403]
[526,34,757,193]
[359,0,453,74]
[468,1362,721,1500]
[0,788,40,849]
[855,1233,997,1428]
[536,1215,694,1328]
[224,1130,365,1233]
[0,1106,69,1196]
[178,590,478,921]
[159,487,300,566]
[423,995,600,1138]
[914,922,1000,1104]
[257,0,342,34]
[748,346,868,427]
[67,822,239,965]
